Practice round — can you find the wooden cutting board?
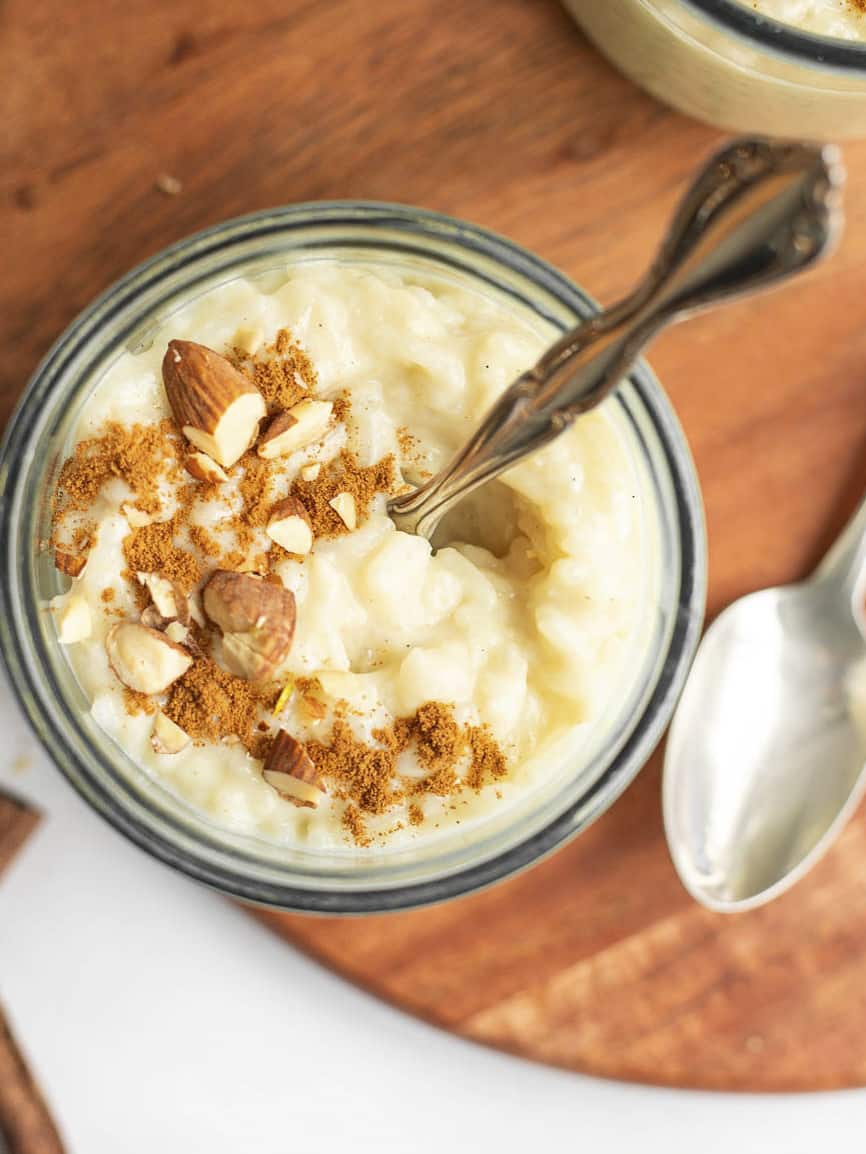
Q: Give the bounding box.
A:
[8,0,866,1093]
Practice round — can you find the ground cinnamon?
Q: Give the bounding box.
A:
[52,419,182,522]
[291,449,396,538]
[307,701,508,843]
[241,328,317,412]
[163,657,266,748]
[122,520,202,594]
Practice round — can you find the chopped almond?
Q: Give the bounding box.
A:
[54,550,87,578]
[151,710,190,755]
[56,595,92,644]
[263,730,325,807]
[106,622,193,695]
[267,496,313,556]
[257,399,333,459]
[137,572,189,625]
[185,452,229,485]
[328,491,357,531]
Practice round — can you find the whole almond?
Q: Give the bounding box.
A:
[203,570,296,681]
[162,340,266,468]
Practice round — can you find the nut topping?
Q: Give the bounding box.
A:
[202,570,295,681]
[328,491,357,531]
[262,730,325,808]
[300,462,321,482]
[56,595,92,644]
[184,452,229,485]
[122,503,153,528]
[266,496,313,556]
[151,710,190,755]
[162,339,266,469]
[164,620,189,645]
[54,550,87,578]
[137,572,189,625]
[257,399,333,460]
[106,622,194,694]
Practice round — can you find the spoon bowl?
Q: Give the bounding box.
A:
[664,503,866,911]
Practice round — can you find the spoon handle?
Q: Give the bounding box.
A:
[813,494,866,599]
[389,138,844,540]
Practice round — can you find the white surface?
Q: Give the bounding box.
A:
[1,681,865,1153]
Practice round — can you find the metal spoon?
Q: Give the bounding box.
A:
[389,137,844,540]
[665,503,866,912]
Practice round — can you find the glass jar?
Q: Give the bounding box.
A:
[565,0,866,138]
[0,203,705,912]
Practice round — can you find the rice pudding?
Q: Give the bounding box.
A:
[743,0,866,38]
[48,263,648,850]
[566,0,866,139]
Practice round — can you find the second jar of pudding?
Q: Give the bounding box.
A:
[566,0,866,138]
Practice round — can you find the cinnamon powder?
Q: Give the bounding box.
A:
[464,725,508,790]
[53,419,182,521]
[291,449,396,538]
[163,657,265,748]
[244,328,317,412]
[305,701,508,843]
[122,520,202,593]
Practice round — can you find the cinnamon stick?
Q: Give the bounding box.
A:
[0,792,39,879]
[0,1006,66,1154]
[0,790,66,1153]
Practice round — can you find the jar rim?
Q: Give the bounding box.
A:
[0,202,707,912]
[681,0,866,72]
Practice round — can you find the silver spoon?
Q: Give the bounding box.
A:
[665,503,866,912]
[389,137,844,540]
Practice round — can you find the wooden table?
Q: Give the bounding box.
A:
[7,0,866,1091]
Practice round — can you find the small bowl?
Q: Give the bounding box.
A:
[566,0,866,139]
[0,203,706,912]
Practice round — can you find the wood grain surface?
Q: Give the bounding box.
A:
[7,0,866,1092]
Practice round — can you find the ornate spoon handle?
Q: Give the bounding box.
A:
[389,138,844,540]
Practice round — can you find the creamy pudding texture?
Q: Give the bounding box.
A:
[744,0,866,37]
[49,263,648,850]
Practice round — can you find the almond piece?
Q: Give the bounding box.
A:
[328,491,357,531]
[185,452,229,485]
[263,730,325,808]
[164,620,203,658]
[122,503,153,528]
[266,497,313,556]
[257,399,333,460]
[56,595,92,644]
[300,462,321,482]
[106,622,193,694]
[233,325,263,356]
[137,572,189,625]
[162,339,266,468]
[151,710,190,755]
[202,570,295,681]
[164,621,189,645]
[140,604,166,630]
[54,550,87,578]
